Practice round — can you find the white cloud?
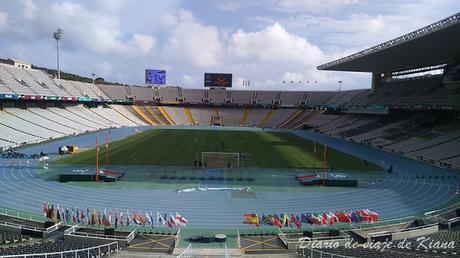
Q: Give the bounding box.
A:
[128,34,155,54]
[0,12,8,31]
[44,2,155,57]
[275,0,359,13]
[162,10,223,67]
[217,2,241,12]
[89,0,125,14]
[94,61,113,78]
[282,72,304,83]
[182,74,195,85]
[1,0,457,91]
[21,0,37,19]
[229,23,325,65]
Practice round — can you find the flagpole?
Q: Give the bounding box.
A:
[96,138,99,182]
[312,142,316,174]
[105,135,109,167]
[322,144,327,186]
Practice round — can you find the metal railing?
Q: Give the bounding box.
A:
[44,221,62,234]
[0,241,119,258]
[173,228,181,250]
[0,221,43,233]
[294,246,352,258]
[126,227,138,243]
[176,243,192,258]
[0,207,44,222]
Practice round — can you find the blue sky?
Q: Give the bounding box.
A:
[0,0,458,90]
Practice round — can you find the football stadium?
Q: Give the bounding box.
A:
[0,3,459,258]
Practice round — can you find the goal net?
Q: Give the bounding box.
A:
[201,152,241,168]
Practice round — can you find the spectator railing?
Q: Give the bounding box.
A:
[0,241,119,258]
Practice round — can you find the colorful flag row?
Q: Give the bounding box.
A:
[43,202,188,228]
[243,209,379,228]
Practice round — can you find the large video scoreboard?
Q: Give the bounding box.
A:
[145,69,166,85]
[204,73,232,88]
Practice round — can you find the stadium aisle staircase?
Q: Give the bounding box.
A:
[66,107,109,128]
[145,106,167,125]
[239,108,250,126]
[277,109,302,128]
[157,106,176,125]
[257,109,276,127]
[139,105,160,125]
[184,106,195,125]
[292,110,322,129]
[131,105,156,125]
[109,105,142,125]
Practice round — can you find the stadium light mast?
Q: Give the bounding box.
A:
[53,28,63,79]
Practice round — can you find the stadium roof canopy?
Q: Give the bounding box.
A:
[317,13,460,73]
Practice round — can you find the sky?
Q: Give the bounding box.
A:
[0,0,458,91]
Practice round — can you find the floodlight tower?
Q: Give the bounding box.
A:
[53,28,63,79]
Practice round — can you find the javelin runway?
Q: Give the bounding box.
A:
[1,128,459,228]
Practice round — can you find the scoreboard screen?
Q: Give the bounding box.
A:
[204,73,232,88]
[145,69,166,85]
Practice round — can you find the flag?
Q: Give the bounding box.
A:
[329,212,339,224]
[138,211,145,225]
[56,204,61,221]
[294,214,302,229]
[175,212,188,226]
[350,212,361,223]
[50,204,55,221]
[61,206,65,222]
[242,214,260,227]
[301,213,310,224]
[308,213,321,225]
[335,212,351,223]
[150,212,155,228]
[98,209,102,225]
[102,209,108,226]
[157,212,166,227]
[133,211,141,225]
[284,214,291,228]
[76,207,81,223]
[167,213,176,228]
[321,213,328,225]
[108,210,112,227]
[71,207,76,224]
[273,214,282,228]
[65,207,71,222]
[80,209,85,223]
[43,202,48,218]
[364,209,379,222]
[261,214,270,225]
[85,208,89,225]
[91,208,97,225]
[114,210,118,228]
[145,212,152,226]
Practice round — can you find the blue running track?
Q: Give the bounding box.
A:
[0,127,458,228]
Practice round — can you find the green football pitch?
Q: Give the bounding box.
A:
[56,129,378,170]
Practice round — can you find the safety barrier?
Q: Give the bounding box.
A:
[0,241,119,258]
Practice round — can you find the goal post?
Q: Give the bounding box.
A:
[201,152,241,168]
